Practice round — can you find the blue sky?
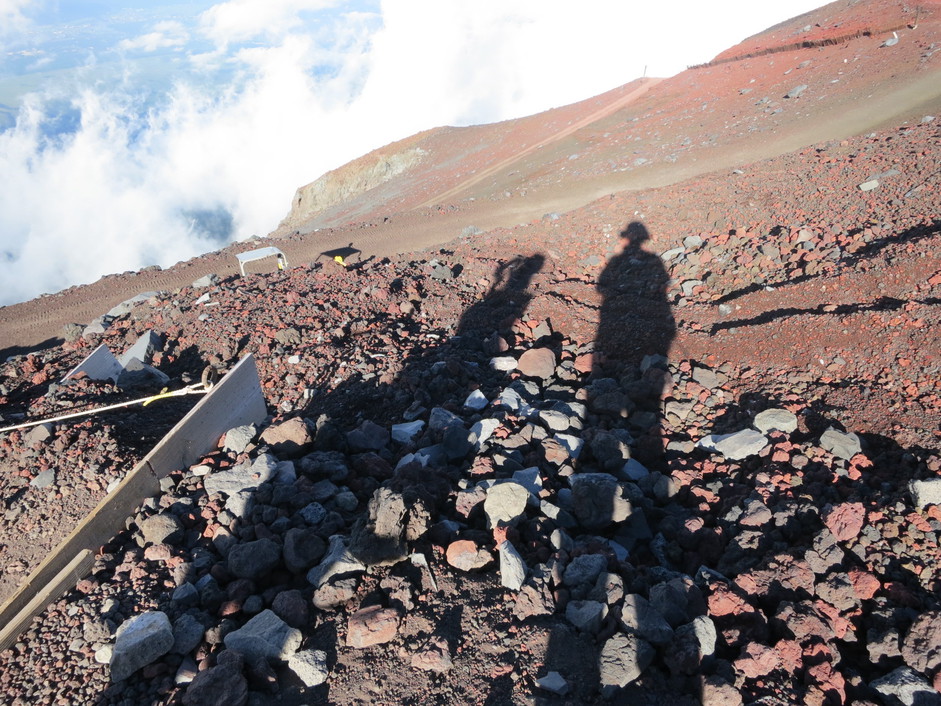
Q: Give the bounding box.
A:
[0,0,827,306]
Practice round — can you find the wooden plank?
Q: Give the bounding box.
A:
[0,550,95,648]
[142,354,267,478]
[0,355,267,651]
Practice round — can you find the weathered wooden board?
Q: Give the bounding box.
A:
[0,354,267,651]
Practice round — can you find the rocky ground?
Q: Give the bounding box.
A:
[0,108,939,705]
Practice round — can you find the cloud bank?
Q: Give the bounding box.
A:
[0,0,825,306]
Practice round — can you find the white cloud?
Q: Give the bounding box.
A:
[0,0,35,46]
[117,21,189,53]
[198,0,342,47]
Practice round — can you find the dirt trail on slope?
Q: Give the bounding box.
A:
[416,78,663,209]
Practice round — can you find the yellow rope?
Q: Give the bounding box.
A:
[0,382,212,435]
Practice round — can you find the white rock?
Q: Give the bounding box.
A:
[288,649,329,687]
[555,434,584,459]
[110,611,174,682]
[471,418,500,447]
[909,478,941,510]
[498,540,527,590]
[697,429,768,460]
[464,389,489,410]
[484,481,529,527]
[392,420,425,444]
[490,356,518,372]
[536,671,570,696]
[753,408,798,434]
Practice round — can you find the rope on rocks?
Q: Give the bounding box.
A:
[0,382,213,435]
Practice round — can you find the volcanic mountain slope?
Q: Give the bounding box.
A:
[0,0,940,704]
[2,0,940,353]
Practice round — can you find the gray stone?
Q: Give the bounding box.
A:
[117,360,170,389]
[871,667,941,706]
[110,611,174,682]
[909,478,941,510]
[171,613,204,655]
[346,420,389,452]
[650,580,691,627]
[222,424,256,454]
[29,469,56,489]
[484,481,529,528]
[312,576,358,610]
[204,453,278,497]
[820,427,862,460]
[622,459,649,481]
[223,609,301,661]
[739,498,773,527]
[621,594,674,646]
[464,389,489,410]
[442,424,474,460]
[536,671,570,696]
[570,473,632,530]
[139,513,183,545]
[901,610,941,674]
[539,409,571,432]
[391,420,424,444]
[555,434,584,459]
[665,616,717,675]
[691,366,725,389]
[191,274,219,288]
[307,536,366,588]
[298,502,326,525]
[118,330,163,367]
[283,527,327,574]
[171,582,199,608]
[225,490,254,518]
[107,292,158,320]
[498,540,527,591]
[599,633,655,690]
[563,554,608,588]
[565,600,607,633]
[511,467,542,497]
[227,538,282,579]
[859,179,880,192]
[24,423,52,446]
[753,408,798,434]
[181,654,247,706]
[590,572,626,605]
[429,407,463,433]
[785,84,808,99]
[349,487,408,566]
[470,418,500,447]
[288,649,329,687]
[588,429,632,472]
[697,429,768,460]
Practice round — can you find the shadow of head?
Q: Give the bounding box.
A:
[620,221,650,249]
[489,253,545,294]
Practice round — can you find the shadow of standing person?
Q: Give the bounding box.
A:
[592,221,676,472]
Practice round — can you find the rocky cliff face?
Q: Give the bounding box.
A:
[280,144,427,230]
